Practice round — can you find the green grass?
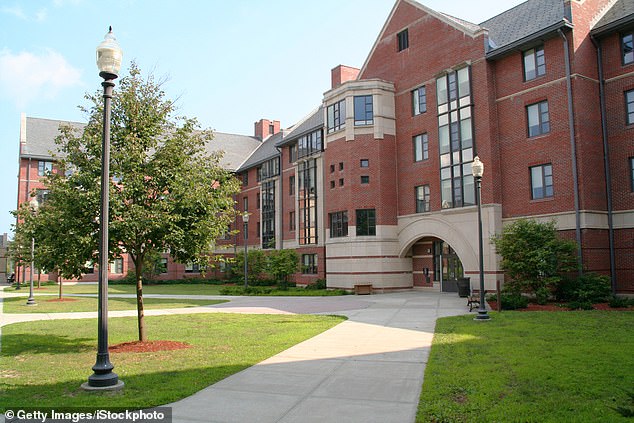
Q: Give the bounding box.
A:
[418,311,634,422]
[0,313,344,410]
[1,296,226,314]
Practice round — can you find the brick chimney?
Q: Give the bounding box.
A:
[254,119,281,140]
[331,65,360,89]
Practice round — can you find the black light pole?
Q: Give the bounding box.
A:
[243,212,249,288]
[472,156,490,321]
[26,197,38,306]
[83,27,124,390]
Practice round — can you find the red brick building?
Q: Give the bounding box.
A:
[16,0,634,293]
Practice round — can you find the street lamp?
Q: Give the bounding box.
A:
[243,212,249,288]
[83,27,124,391]
[26,197,38,306]
[472,156,490,321]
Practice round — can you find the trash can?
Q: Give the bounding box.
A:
[457,277,470,297]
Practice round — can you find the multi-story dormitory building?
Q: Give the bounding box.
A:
[15,0,634,293]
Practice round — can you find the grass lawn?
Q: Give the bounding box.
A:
[1,296,226,314]
[0,313,344,410]
[418,311,634,423]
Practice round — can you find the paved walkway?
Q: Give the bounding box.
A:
[0,288,470,423]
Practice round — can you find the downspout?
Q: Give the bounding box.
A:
[558,28,583,276]
[591,35,617,294]
[22,158,32,286]
[275,147,283,250]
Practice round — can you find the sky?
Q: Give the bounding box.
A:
[0,0,526,237]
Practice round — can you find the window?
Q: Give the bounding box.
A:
[327,99,346,133]
[256,222,260,238]
[626,90,634,125]
[339,162,344,171]
[330,164,335,173]
[623,33,633,65]
[259,157,280,180]
[339,178,344,186]
[354,95,373,126]
[397,28,409,51]
[413,133,428,162]
[289,175,295,195]
[523,46,545,80]
[299,159,318,244]
[631,158,634,192]
[261,180,275,249]
[159,258,168,274]
[269,124,275,135]
[256,193,260,209]
[360,176,370,184]
[242,171,248,186]
[329,211,348,238]
[83,261,95,274]
[297,129,323,159]
[243,197,248,212]
[110,258,124,274]
[38,160,53,176]
[527,101,550,137]
[289,144,298,163]
[530,164,553,199]
[330,180,335,189]
[412,86,426,115]
[302,254,318,274]
[35,189,49,206]
[185,263,202,273]
[416,185,430,213]
[360,159,369,168]
[289,211,296,231]
[356,209,376,236]
[437,67,475,209]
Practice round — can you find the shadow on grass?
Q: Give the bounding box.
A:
[0,333,94,355]
[2,365,249,411]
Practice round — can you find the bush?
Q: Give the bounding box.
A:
[535,286,551,305]
[499,293,529,310]
[568,300,594,310]
[609,296,632,308]
[572,273,611,303]
[304,279,327,290]
[110,277,225,285]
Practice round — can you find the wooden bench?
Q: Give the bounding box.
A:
[468,290,481,312]
[354,284,373,295]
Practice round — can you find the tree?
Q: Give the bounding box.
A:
[492,219,577,295]
[17,62,241,341]
[267,249,298,289]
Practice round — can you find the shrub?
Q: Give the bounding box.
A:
[568,300,594,310]
[499,293,529,310]
[304,279,327,290]
[608,296,632,308]
[535,286,550,305]
[572,273,611,303]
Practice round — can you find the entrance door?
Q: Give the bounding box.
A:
[434,241,464,292]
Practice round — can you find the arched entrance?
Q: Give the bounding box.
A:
[434,241,464,292]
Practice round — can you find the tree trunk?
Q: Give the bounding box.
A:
[135,259,147,342]
[37,272,40,289]
[58,272,63,299]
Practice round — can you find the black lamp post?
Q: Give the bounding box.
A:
[472,156,490,321]
[83,27,124,390]
[243,212,249,288]
[26,197,38,306]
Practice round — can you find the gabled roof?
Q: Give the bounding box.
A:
[480,0,572,58]
[277,106,323,147]
[237,131,285,172]
[21,117,84,159]
[20,116,261,172]
[592,0,634,37]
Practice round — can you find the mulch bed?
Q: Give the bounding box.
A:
[488,301,634,312]
[110,340,192,353]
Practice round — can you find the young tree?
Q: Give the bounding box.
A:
[267,249,299,289]
[18,62,241,341]
[492,219,577,294]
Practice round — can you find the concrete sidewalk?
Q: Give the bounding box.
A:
[0,289,470,423]
[166,292,468,423]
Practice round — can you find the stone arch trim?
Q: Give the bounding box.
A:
[398,215,478,273]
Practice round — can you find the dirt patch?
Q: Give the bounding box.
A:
[45,298,78,302]
[110,340,192,353]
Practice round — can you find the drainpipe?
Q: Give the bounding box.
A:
[558,29,583,276]
[275,147,283,250]
[591,35,617,294]
[22,158,32,286]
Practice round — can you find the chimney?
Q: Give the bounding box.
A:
[331,65,360,89]
[254,119,281,140]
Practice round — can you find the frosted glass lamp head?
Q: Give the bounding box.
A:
[243,212,250,223]
[472,156,484,178]
[29,196,39,212]
[96,26,123,79]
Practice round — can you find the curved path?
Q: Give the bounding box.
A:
[0,288,470,423]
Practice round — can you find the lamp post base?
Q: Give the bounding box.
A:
[81,380,125,392]
[474,310,491,321]
[26,298,37,306]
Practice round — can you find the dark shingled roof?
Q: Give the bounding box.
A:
[480,0,571,58]
[592,0,634,36]
[277,106,323,147]
[22,117,84,159]
[237,131,284,172]
[21,117,261,172]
